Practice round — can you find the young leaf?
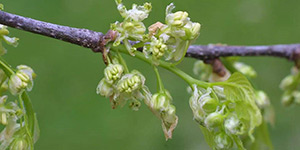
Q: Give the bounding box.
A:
[214,72,262,140]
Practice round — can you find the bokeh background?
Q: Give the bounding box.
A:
[2,0,300,149]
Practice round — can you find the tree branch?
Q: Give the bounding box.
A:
[1,10,300,61]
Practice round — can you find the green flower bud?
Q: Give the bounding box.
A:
[151,92,171,112]
[166,10,189,28]
[104,64,124,84]
[204,106,225,128]
[280,75,294,90]
[214,132,233,150]
[201,97,218,113]
[233,62,257,78]
[117,71,145,93]
[190,22,201,40]
[281,91,294,107]
[17,65,36,79]
[8,74,28,95]
[149,37,168,60]
[96,79,113,98]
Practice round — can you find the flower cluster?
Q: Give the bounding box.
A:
[280,67,300,106]
[189,86,235,149]
[144,3,201,63]
[97,61,147,110]
[189,82,262,149]
[96,60,178,139]
[111,1,201,64]
[111,0,151,55]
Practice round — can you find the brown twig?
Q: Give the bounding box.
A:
[1,10,300,62]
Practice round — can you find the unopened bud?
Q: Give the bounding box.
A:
[151,92,171,112]
[117,71,145,93]
[104,64,124,83]
[8,74,26,95]
[96,79,113,97]
[233,62,257,78]
[166,11,189,27]
[150,37,167,60]
[201,97,218,113]
[214,132,233,150]
[204,106,225,128]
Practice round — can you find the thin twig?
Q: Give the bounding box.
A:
[1,10,300,61]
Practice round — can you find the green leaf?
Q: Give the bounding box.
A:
[214,72,262,140]
[0,4,3,10]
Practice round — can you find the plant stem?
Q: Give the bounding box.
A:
[112,46,210,89]
[116,50,129,73]
[153,66,164,92]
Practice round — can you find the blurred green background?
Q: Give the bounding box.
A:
[2,0,300,149]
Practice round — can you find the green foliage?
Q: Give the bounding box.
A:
[215,72,262,139]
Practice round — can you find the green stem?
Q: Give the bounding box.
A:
[116,50,129,73]
[112,46,210,89]
[153,66,164,92]
[0,57,14,76]
[21,92,35,136]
